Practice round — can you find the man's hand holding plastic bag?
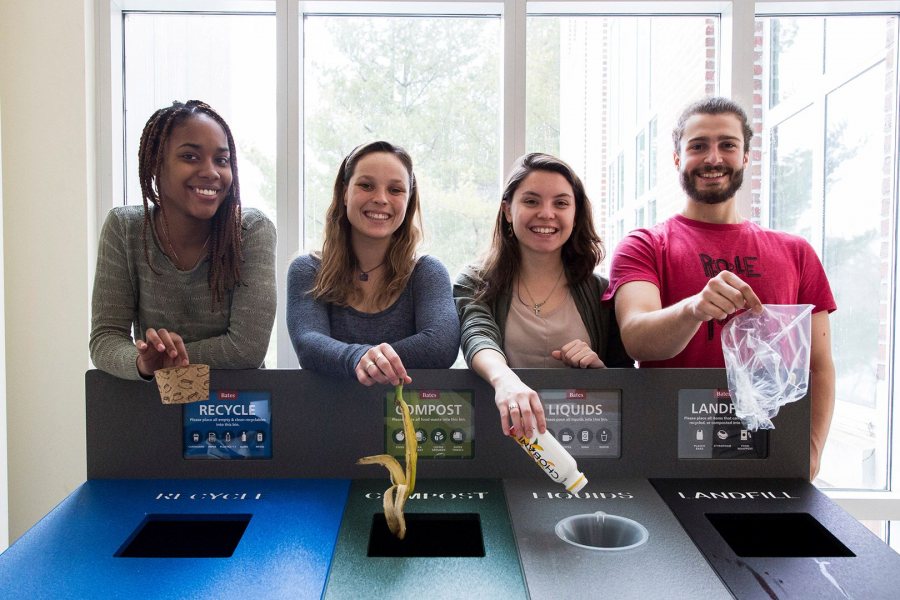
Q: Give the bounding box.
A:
[721,304,814,431]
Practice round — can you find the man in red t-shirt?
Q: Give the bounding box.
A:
[603,97,836,480]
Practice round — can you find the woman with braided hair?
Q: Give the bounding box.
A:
[90,100,276,380]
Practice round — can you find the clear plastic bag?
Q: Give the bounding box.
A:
[721,304,814,431]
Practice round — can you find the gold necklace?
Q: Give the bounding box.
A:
[519,269,565,316]
[167,234,211,270]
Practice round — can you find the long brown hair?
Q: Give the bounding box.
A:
[138,99,243,311]
[311,141,422,308]
[475,152,603,304]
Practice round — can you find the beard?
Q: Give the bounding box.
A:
[680,165,744,205]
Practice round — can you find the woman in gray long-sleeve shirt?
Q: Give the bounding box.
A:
[90,100,276,380]
[287,141,460,385]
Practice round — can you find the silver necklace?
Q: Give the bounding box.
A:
[519,269,565,316]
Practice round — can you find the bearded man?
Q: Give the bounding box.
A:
[603,97,836,481]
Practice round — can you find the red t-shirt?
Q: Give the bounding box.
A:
[603,214,837,368]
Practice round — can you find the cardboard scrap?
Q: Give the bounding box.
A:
[155,364,210,404]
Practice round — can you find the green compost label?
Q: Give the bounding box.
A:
[385,389,474,459]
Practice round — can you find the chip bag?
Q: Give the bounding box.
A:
[721,304,814,430]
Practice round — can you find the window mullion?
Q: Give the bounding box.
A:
[722,0,757,217]
[277,0,302,367]
[504,0,527,174]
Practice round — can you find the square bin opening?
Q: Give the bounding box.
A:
[368,513,485,557]
[707,512,854,557]
[116,514,252,558]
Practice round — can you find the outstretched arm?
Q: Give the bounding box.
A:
[454,266,504,365]
[287,256,370,379]
[471,348,545,439]
[454,266,544,437]
[809,310,835,481]
[615,271,763,361]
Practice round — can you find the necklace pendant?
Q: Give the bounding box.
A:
[533,305,541,316]
[359,272,369,282]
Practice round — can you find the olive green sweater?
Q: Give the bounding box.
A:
[89,206,277,380]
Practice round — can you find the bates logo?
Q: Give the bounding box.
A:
[566,390,586,400]
[218,390,238,400]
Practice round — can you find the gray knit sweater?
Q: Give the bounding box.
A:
[90,205,277,380]
[287,254,461,379]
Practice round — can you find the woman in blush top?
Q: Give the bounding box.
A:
[454,153,632,437]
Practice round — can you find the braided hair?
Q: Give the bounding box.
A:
[137,100,244,311]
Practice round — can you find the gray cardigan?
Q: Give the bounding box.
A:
[453,264,633,368]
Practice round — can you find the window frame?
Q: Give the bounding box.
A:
[95,0,900,540]
[755,0,900,542]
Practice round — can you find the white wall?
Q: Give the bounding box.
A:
[0,96,8,552]
[0,0,93,542]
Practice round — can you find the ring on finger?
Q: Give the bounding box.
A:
[375,353,385,362]
[365,361,376,370]
[509,403,519,411]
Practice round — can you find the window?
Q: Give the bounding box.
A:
[302,12,501,279]
[123,13,276,221]
[759,13,898,492]
[607,161,617,218]
[648,117,658,189]
[99,0,900,542]
[636,129,647,196]
[525,13,719,251]
[617,152,625,211]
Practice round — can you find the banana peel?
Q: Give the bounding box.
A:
[357,383,418,539]
[397,389,417,496]
[357,454,406,486]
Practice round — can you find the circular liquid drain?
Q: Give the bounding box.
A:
[555,511,649,551]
